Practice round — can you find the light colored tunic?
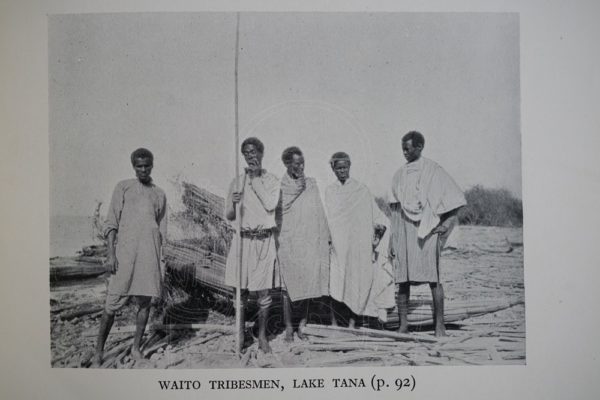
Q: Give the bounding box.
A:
[104,179,167,297]
[388,157,466,283]
[277,174,330,301]
[325,178,393,316]
[389,207,440,283]
[224,171,281,291]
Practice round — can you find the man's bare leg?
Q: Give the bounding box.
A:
[257,290,272,353]
[348,317,356,329]
[90,311,115,367]
[430,282,446,337]
[296,300,309,341]
[238,290,247,351]
[330,298,338,326]
[282,291,294,342]
[397,282,410,334]
[131,297,151,360]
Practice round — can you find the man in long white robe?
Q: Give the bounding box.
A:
[325,152,395,327]
[277,146,330,341]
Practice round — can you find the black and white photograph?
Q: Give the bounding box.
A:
[3,1,600,399]
[48,12,524,369]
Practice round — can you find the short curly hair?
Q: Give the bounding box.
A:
[130,148,154,165]
[241,137,264,154]
[329,151,351,167]
[281,146,303,165]
[402,131,425,148]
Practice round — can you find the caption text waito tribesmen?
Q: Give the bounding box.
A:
[158,376,416,392]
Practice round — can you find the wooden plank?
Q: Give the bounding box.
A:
[292,343,402,352]
[60,306,103,321]
[304,324,438,344]
[306,352,386,367]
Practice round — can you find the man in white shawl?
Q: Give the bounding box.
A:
[276,146,330,341]
[325,152,395,328]
[388,131,466,336]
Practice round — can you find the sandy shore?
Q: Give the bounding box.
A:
[50,225,524,368]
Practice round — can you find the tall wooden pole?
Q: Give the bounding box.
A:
[234,12,243,356]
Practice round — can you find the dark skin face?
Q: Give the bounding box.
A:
[133,157,153,184]
[332,160,351,184]
[286,154,305,179]
[242,143,263,175]
[402,139,423,163]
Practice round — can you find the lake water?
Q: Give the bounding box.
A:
[50,215,103,257]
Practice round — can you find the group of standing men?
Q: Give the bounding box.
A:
[91,130,466,366]
[224,131,466,353]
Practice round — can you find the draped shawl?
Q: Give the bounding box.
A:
[277,174,330,301]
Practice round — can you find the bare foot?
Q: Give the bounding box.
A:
[258,338,272,354]
[130,348,145,360]
[297,329,308,341]
[89,353,103,368]
[397,325,409,334]
[297,319,308,341]
[434,325,447,337]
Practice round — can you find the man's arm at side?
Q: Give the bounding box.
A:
[158,194,167,246]
[104,229,118,274]
[431,208,459,235]
[103,182,124,274]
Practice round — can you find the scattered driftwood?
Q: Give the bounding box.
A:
[384,298,524,327]
[144,332,177,358]
[445,354,484,365]
[307,352,385,367]
[309,337,396,344]
[165,358,185,368]
[60,306,104,321]
[303,324,438,344]
[83,323,235,337]
[293,343,401,352]
[50,257,107,281]
[172,332,224,353]
[51,301,100,315]
[140,331,163,351]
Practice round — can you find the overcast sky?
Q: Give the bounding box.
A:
[49,12,520,216]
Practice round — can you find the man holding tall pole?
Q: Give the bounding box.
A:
[225,137,281,353]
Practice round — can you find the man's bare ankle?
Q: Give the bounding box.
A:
[258,338,271,353]
[434,327,447,337]
[284,327,294,342]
